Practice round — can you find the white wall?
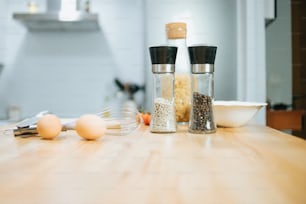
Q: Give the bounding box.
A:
[236,0,266,124]
[0,0,145,119]
[0,0,267,124]
[266,0,292,106]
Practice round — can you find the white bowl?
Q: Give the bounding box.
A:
[213,101,267,128]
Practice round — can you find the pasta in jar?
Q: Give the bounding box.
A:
[175,74,191,123]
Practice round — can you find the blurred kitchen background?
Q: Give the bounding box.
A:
[0,0,294,124]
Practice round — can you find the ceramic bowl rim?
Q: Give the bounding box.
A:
[214,100,267,107]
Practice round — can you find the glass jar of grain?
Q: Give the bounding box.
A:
[188,45,217,134]
[149,46,177,133]
[166,22,191,123]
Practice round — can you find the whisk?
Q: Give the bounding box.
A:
[12,106,142,137]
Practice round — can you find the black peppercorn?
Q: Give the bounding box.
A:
[189,92,215,133]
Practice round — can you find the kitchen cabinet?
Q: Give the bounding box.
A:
[265,0,277,26]
[0,124,305,203]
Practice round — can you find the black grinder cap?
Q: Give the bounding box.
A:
[188,45,217,64]
[149,46,177,64]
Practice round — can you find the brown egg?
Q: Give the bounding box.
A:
[75,114,106,140]
[37,114,62,139]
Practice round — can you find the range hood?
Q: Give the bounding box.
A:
[13,0,100,32]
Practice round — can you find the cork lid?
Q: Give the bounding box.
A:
[166,22,187,39]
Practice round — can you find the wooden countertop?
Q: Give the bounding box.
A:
[0,124,306,204]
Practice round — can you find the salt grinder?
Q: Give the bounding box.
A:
[149,46,177,133]
[188,45,217,134]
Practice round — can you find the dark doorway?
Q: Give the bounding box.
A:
[291,0,306,137]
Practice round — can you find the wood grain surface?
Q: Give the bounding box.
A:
[0,124,306,204]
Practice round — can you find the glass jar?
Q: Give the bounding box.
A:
[166,22,191,123]
[188,45,217,134]
[149,46,177,133]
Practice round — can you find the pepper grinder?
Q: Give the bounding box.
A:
[188,45,217,134]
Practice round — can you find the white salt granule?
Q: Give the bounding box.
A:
[150,98,176,133]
